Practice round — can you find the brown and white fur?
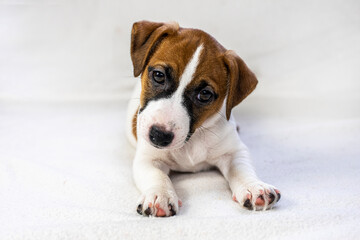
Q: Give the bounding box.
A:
[126,21,281,217]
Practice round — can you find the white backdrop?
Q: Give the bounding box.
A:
[1,0,359,105]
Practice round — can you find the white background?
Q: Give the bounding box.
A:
[1,0,359,105]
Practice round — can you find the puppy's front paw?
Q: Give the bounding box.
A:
[232,182,281,211]
[136,189,182,217]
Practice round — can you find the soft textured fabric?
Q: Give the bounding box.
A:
[1,0,359,239]
[1,100,359,240]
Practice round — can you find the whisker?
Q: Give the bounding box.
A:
[200,126,220,139]
[215,110,227,121]
[196,127,218,150]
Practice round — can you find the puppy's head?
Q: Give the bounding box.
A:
[131,20,258,149]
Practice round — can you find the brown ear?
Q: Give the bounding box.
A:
[223,50,258,120]
[130,20,179,77]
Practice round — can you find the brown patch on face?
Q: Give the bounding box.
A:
[132,108,139,140]
[131,21,179,77]
[139,30,203,110]
[182,33,229,131]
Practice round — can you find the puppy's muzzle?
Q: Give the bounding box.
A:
[149,125,174,147]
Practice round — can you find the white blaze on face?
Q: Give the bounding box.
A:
[173,45,203,101]
[138,45,203,149]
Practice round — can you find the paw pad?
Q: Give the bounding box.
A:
[136,192,181,217]
[144,207,152,216]
[255,195,265,206]
[268,193,275,204]
[275,189,281,202]
[137,204,143,215]
[156,207,166,217]
[168,204,176,216]
[243,199,253,210]
[234,183,281,211]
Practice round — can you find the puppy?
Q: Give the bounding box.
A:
[126,21,280,217]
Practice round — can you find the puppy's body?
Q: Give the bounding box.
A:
[126,21,280,217]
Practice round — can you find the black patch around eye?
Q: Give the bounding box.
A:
[148,66,175,85]
[182,95,195,135]
[181,80,218,135]
[193,81,209,92]
[139,66,178,113]
[197,88,213,103]
[192,81,218,105]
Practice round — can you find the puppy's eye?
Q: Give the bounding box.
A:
[197,87,214,103]
[152,70,165,84]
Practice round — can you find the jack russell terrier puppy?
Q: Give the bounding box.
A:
[126,20,281,217]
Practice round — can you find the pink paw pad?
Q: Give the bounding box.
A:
[156,208,166,217]
[255,195,265,206]
[154,203,165,217]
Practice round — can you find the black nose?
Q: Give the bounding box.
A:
[149,125,174,147]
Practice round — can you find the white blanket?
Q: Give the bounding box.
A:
[1,100,359,240]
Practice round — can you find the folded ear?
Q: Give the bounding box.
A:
[223,50,258,120]
[131,20,179,77]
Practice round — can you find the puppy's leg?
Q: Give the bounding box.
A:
[216,141,281,211]
[133,150,180,217]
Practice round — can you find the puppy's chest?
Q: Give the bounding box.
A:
[167,141,212,172]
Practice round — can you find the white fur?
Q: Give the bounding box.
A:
[127,44,279,217]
